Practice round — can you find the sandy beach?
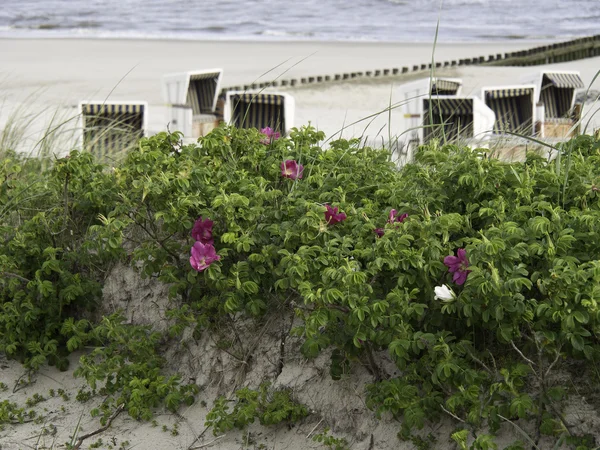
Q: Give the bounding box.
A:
[2,38,599,156]
[0,38,538,102]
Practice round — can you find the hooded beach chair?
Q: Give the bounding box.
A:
[397,77,464,146]
[522,71,584,138]
[79,101,147,160]
[162,69,223,138]
[224,91,295,134]
[481,86,536,136]
[422,96,495,145]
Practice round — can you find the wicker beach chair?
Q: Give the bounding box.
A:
[482,87,535,135]
[423,97,475,143]
[79,101,147,160]
[539,72,584,119]
[224,91,295,134]
[162,69,223,138]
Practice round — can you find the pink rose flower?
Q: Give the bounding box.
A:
[191,216,214,245]
[280,160,304,180]
[260,127,281,145]
[324,204,347,225]
[190,241,221,272]
[443,248,471,285]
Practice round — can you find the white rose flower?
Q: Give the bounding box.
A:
[434,284,456,302]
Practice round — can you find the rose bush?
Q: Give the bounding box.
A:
[98,129,600,446]
[2,125,600,446]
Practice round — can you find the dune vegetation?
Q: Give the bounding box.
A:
[2,124,600,449]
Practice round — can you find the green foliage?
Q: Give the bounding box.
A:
[76,387,95,403]
[205,382,309,435]
[0,150,115,369]
[313,427,349,450]
[451,430,498,450]
[0,399,36,430]
[89,438,104,448]
[3,124,600,446]
[409,433,436,450]
[25,393,46,407]
[74,314,198,422]
[57,388,70,402]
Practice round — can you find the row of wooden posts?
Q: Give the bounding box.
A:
[218,34,600,97]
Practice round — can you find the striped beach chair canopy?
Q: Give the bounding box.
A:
[228,93,290,132]
[162,69,223,115]
[82,103,145,115]
[80,101,147,160]
[187,72,221,115]
[543,72,584,89]
[424,98,473,115]
[485,88,533,99]
[423,98,474,142]
[431,79,462,96]
[483,87,534,135]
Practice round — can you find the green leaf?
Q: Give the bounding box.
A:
[573,310,588,324]
[242,281,259,294]
[570,334,585,351]
[221,232,238,244]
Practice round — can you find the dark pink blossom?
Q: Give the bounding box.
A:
[280,160,304,180]
[190,241,221,272]
[374,228,385,238]
[191,216,214,245]
[324,204,347,225]
[388,209,408,224]
[443,248,471,285]
[260,127,281,145]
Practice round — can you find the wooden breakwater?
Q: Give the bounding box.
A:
[484,35,600,66]
[218,34,600,96]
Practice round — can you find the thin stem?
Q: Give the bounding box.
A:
[306,418,324,439]
[71,403,125,450]
[1,272,31,284]
[510,340,536,370]
[440,404,467,424]
[189,435,225,449]
[497,414,541,450]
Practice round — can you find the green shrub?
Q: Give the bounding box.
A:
[313,427,349,450]
[205,382,309,434]
[76,313,198,422]
[0,150,117,369]
[3,124,600,445]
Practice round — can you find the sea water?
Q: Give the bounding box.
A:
[0,0,597,43]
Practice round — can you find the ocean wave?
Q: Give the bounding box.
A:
[10,13,53,23]
[255,29,316,38]
[165,25,229,33]
[11,20,102,30]
[383,0,490,4]
[561,14,600,22]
